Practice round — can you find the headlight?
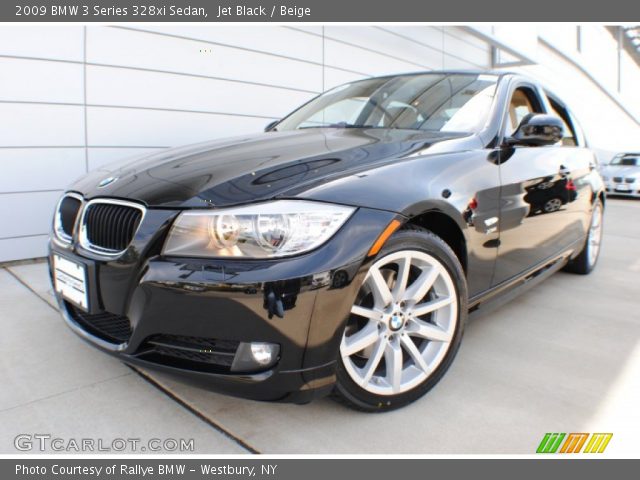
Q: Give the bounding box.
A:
[163,200,355,258]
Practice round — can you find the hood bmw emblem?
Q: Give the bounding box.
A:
[97,176,118,188]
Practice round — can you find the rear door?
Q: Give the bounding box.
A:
[544,94,595,249]
[492,81,583,285]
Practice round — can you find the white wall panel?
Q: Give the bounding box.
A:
[620,51,640,111]
[443,32,489,67]
[286,26,323,36]
[0,57,84,104]
[0,149,86,193]
[86,27,323,92]
[0,236,49,263]
[324,26,441,69]
[88,148,166,171]
[0,191,60,238]
[579,26,619,93]
[444,28,491,52]
[87,107,267,147]
[323,38,423,77]
[0,26,83,61]
[443,54,483,70]
[86,65,313,118]
[381,26,445,54]
[323,68,367,90]
[0,104,84,147]
[134,26,323,63]
[538,25,579,54]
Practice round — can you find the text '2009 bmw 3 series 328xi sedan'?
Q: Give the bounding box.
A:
[49,71,605,411]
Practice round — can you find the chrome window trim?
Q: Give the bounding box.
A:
[53,192,84,245]
[78,198,146,257]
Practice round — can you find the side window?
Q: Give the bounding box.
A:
[506,87,544,136]
[569,111,586,147]
[546,95,578,147]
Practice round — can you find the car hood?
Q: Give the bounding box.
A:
[71,128,478,208]
[601,165,640,178]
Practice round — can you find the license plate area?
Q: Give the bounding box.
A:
[615,184,631,192]
[53,254,89,311]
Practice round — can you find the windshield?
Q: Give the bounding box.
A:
[610,156,639,166]
[275,73,499,133]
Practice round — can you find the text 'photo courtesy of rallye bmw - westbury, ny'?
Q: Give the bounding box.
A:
[51,71,605,412]
[15,463,276,477]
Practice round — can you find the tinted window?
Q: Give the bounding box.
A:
[568,111,586,147]
[547,95,578,147]
[506,87,543,136]
[275,73,499,133]
[610,156,639,166]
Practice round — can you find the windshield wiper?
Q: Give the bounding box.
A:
[297,123,385,130]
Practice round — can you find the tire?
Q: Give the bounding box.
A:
[543,197,563,213]
[563,198,604,275]
[332,226,467,412]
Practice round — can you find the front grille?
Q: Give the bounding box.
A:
[66,302,132,344]
[140,334,240,372]
[58,196,82,238]
[613,176,624,183]
[626,178,636,184]
[82,201,143,253]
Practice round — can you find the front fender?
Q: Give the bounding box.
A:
[296,149,502,297]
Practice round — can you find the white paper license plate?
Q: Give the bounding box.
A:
[53,254,88,311]
[616,184,631,191]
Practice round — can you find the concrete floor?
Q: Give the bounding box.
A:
[1,198,639,455]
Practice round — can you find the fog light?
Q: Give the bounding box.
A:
[251,343,277,365]
[231,342,280,372]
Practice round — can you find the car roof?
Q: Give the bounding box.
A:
[365,69,520,80]
[358,70,546,91]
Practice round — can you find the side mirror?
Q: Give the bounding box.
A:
[507,113,564,146]
[264,120,279,132]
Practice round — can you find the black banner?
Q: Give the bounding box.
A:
[4,0,640,22]
[4,459,640,480]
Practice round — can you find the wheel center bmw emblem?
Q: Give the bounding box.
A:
[390,314,403,330]
[98,176,118,188]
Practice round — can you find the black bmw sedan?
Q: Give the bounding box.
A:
[50,71,605,411]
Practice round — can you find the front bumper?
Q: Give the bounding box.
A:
[604,181,640,197]
[50,205,398,403]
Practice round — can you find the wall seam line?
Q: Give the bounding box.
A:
[83,26,89,173]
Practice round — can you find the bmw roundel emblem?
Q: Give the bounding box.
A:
[97,176,118,188]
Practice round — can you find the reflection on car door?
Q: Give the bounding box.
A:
[545,95,595,248]
[492,84,586,286]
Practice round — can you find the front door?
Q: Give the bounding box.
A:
[493,84,582,285]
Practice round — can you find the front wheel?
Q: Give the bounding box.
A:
[332,227,467,412]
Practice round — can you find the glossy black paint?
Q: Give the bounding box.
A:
[50,71,605,403]
[507,113,565,146]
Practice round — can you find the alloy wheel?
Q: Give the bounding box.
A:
[544,197,563,213]
[587,202,603,267]
[340,250,458,396]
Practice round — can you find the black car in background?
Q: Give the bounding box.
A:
[49,71,605,411]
